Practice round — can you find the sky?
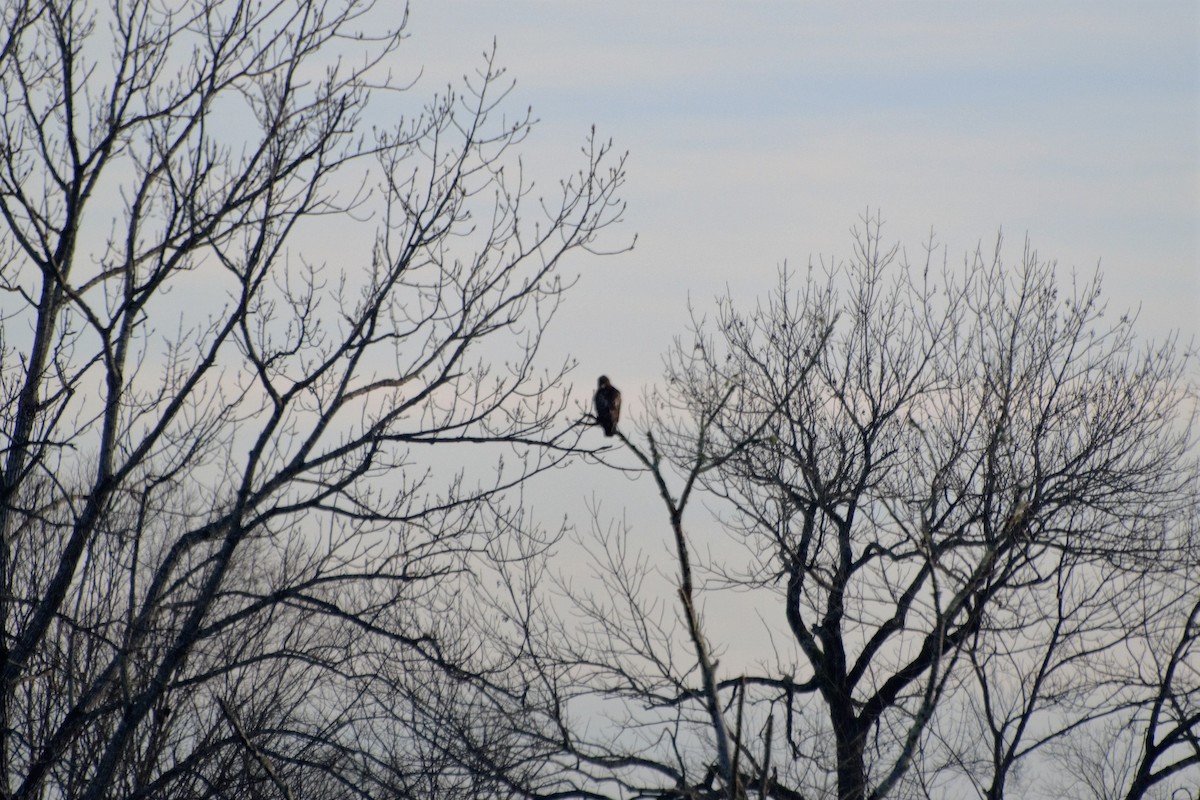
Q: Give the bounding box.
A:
[397,1,1198,399]
[382,4,1200,654]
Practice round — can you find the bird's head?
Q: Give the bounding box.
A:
[597,375,610,387]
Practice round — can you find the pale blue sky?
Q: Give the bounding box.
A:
[396,10,1199,784]
[400,1,1198,390]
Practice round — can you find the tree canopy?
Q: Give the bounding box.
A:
[0,1,624,797]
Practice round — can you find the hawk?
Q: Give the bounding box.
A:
[593,375,621,437]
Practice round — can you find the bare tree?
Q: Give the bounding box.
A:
[0,1,625,798]
[1121,567,1200,799]
[520,216,1197,800]
[1041,500,1200,800]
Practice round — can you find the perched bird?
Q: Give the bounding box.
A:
[594,375,621,437]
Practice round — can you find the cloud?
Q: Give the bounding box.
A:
[399,0,1197,360]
